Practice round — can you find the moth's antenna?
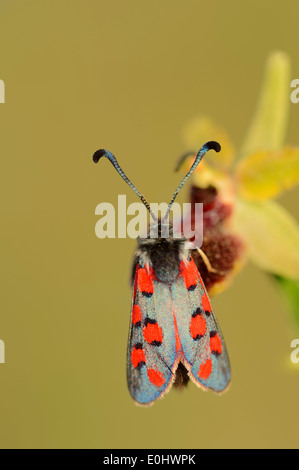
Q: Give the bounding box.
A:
[163,141,221,222]
[174,151,196,172]
[93,149,157,222]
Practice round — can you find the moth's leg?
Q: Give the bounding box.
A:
[196,247,224,275]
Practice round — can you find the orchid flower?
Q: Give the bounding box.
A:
[178,52,299,329]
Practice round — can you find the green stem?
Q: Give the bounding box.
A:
[273,275,299,331]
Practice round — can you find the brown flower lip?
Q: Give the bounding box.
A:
[188,185,244,293]
[190,185,233,230]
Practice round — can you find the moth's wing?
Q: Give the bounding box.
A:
[127,261,178,405]
[171,257,231,392]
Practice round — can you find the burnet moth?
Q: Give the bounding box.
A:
[93,142,231,405]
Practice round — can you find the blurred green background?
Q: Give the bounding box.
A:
[0,0,299,449]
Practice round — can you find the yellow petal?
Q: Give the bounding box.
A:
[178,160,235,207]
[175,152,235,205]
[182,116,235,169]
[240,52,291,158]
[235,146,299,200]
[192,161,228,189]
[233,199,299,279]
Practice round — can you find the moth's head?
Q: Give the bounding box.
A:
[137,220,187,248]
[138,220,173,243]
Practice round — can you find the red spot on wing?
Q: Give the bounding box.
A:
[131,346,146,368]
[180,257,203,291]
[147,368,166,387]
[143,322,163,345]
[132,304,141,325]
[198,358,212,380]
[138,267,154,296]
[190,311,206,340]
[210,333,222,355]
[201,293,211,312]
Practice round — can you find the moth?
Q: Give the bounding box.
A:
[93,141,231,405]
